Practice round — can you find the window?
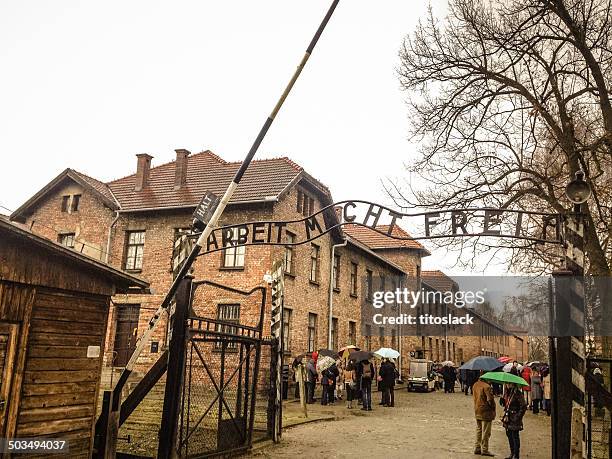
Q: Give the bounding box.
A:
[171,228,193,277]
[61,195,70,212]
[307,313,318,353]
[391,329,397,349]
[125,231,145,271]
[284,232,295,275]
[297,190,303,213]
[348,321,356,345]
[379,274,386,292]
[223,227,246,268]
[282,308,292,352]
[310,244,320,283]
[70,194,81,212]
[58,233,75,248]
[365,269,373,301]
[216,304,240,349]
[297,188,315,217]
[379,327,385,346]
[332,254,341,290]
[350,262,358,297]
[331,317,339,351]
[428,338,433,359]
[365,324,372,351]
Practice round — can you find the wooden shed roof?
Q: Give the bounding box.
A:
[0,216,149,293]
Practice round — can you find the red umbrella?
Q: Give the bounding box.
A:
[498,356,512,364]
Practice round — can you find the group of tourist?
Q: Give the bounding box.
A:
[302,352,398,411]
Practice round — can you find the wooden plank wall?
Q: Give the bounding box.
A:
[1,232,115,297]
[15,289,109,458]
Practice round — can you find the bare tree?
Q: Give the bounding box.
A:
[390,0,612,279]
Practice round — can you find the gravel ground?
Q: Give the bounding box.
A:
[248,388,551,458]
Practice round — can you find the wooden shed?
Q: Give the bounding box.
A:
[0,217,148,457]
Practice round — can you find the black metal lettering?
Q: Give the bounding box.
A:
[207,231,219,252]
[343,202,357,222]
[387,211,403,235]
[237,225,249,244]
[275,222,288,243]
[425,213,440,237]
[252,222,266,244]
[363,204,383,228]
[542,216,555,241]
[483,210,502,235]
[222,228,235,247]
[451,211,468,235]
[514,212,523,237]
[304,216,323,240]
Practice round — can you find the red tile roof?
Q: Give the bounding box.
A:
[421,270,458,292]
[342,223,429,252]
[107,151,330,211]
[70,169,119,207]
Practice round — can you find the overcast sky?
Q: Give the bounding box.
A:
[0,0,511,275]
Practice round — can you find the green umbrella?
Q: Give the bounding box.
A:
[480,371,528,387]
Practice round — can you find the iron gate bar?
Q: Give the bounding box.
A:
[180,342,193,458]
[218,342,226,446]
[243,343,251,445]
[180,341,252,448]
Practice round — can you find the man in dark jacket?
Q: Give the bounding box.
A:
[357,359,375,411]
[306,358,318,404]
[472,376,496,456]
[379,359,396,407]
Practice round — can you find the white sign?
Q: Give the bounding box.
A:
[87,345,101,358]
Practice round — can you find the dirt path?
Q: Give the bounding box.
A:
[249,389,551,458]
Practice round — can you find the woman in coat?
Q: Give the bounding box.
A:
[501,384,528,459]
[542,374,551,416]
[530,370,543,414]
[343,363,355,408]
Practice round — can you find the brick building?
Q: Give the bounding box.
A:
[11,149,528,377]
[421,270,529,364]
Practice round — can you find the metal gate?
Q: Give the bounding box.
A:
[586,357,612,459]
[171,279,275,458]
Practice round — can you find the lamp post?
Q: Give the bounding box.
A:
[550,170,591,458]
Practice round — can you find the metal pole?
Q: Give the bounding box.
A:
[158,275,192,459]
[111,0,341,398]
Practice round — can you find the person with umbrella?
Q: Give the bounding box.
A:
[530,370,543,414]
[356,357,375,411]
[343,362,356,409]
[501,383,528,459]
[510,361,520,376]
[472,372,496,456]
[478,372,529,459]
[320,363,338,406]
[379,358,396,407]
[306,352,318,404]
[441,362,457,393]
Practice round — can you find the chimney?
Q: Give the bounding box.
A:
[174,149,191,190]
[135,153,153,191]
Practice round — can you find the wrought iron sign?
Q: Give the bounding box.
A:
[196,200,564,256]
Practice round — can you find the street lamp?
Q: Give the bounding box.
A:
[565,171,592,207]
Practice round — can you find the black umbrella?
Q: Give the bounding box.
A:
[317,348,339,358]
[459,356,503,372]
[348,350,374,362]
